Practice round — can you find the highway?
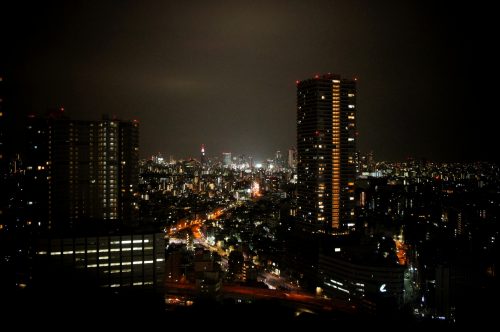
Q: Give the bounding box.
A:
[165,281,356,314]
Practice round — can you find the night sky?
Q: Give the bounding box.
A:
[1,1,497,162]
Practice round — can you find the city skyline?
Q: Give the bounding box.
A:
[1,1,496,162]
[1,2,498,324]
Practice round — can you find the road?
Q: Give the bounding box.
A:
[165,281,356,313]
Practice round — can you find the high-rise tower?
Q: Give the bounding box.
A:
[288,147,297,169]
[200,144,207,166]
[222,152,232,167]
[296,74,356,232]
[24,112,139,230]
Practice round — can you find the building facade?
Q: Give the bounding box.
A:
[25,112,139,230]
[318,252,404,306]
[297,74,356,232]
[288,147,297,169]
[222,152,232,167]
[36,232,165,288]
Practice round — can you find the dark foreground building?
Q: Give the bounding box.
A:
[35,231,165,289]
[24,111,139,230]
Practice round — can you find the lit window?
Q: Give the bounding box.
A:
[348,105,355,109]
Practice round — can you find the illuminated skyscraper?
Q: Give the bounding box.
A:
[222,152,232,167]
[99,116,139,223]
[25,112,139,230]
[296,74,356,232]
[288,147,297,169]
[200,144,207,166]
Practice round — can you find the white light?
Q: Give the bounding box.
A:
[110,239,149,245]
[110,269,125,274]
[334,248,341,252]
[330,279,343,286]
[379,284,387,293]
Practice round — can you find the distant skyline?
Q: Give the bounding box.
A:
[1,1,497,162]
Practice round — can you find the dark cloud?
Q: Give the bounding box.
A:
[2,0,497,161]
